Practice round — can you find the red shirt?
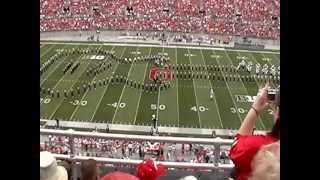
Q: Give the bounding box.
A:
[229,134,278,180]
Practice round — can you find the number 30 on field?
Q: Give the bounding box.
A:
[230,107,273,115]
[230,107,246,114]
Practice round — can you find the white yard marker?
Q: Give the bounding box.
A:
[200,49,223,129]
[212,50,243,124]
[40,44,56,58]
[111,47,137,124]
[133,47,152,124]
[225,50,266,129]
[48,51,90,120]
[69,46,113,121]
[175,47,180,126]
[187,48,202,128]
[89,47,127,122]
[40,45,69,85]
[156,46,165,121]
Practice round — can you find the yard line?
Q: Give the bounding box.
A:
[175,47,180,127]
[225,50,266,130]
[111,48,137,124]
[270,53,280,62]
[48,52,90,120]
[200,49,223,129]
[40,44,56,58]
[44,41,279,54]
[133,47,152,124]
[40,45,72,85]
[42,46,79,93]
[156,88,160,120]
[187,48,202,128]
[212,50,243,124]
[89,47,127,122]
[69,46,111,121]
[156,47,165,120]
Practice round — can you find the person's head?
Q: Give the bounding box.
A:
[100,171,139,180]
[180,175,198,180]
[249,141,280,180]
[81,159,98,180]
[40,151,68,180]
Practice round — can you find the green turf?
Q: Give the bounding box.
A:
[41,44,280,131]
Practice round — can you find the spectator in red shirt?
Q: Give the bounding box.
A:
[229,85,280,180]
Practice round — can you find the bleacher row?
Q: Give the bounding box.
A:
[40,128,234,179]
[40,0,280,39]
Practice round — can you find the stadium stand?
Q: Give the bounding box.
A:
[40,1,280,179]
[40,0,280,39]
[40,128,234,179]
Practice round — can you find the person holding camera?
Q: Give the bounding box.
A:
[229,85,280,180]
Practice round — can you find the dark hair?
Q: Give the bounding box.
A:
[230,166,239,179]
[269,116,280,139]
[81,159,98,180]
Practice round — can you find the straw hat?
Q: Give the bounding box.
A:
[40,151,68,180]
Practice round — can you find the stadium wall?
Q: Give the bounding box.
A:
[40,31,279,51]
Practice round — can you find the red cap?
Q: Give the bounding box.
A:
[229,134,278,180]
[136,159,167,180]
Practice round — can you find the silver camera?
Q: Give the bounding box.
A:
[267,87,279,101]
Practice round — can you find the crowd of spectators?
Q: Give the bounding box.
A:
[40,135,232,164]
[40,0,280,39]
[41,151,169,180]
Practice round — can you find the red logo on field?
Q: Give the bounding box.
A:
[149,67,172,82]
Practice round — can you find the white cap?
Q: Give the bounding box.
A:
[40,151,68,180]
[180,176,198,180]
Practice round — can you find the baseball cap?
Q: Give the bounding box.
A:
[136,159,167,180]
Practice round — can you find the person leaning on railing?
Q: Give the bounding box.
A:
[229,85,280,180]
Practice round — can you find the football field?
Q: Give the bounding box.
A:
[40,43,279,131]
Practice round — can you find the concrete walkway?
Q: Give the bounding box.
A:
[41,119,266,137]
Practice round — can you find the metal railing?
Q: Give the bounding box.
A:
[40,128,234,171]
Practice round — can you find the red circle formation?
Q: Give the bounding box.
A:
[149,67,172,82]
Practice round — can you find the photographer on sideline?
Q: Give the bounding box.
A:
[229,85,280,180]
